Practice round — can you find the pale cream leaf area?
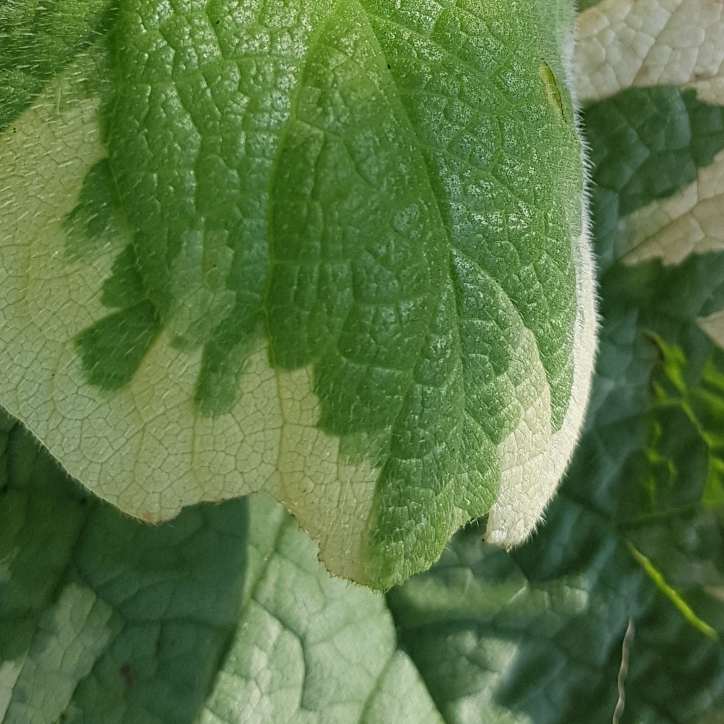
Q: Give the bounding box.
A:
[575,0,724,103]
[698,310,724,349]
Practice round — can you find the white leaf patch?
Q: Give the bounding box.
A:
[575,0,724,103]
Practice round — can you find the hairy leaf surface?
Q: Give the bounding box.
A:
[0,0,596,588]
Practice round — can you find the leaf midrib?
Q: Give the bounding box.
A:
[262,0,469,483]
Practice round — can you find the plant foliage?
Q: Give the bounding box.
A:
[2,0,724,722]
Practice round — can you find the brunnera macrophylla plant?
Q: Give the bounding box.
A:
[5,1,724,723]
[0,0,596,590]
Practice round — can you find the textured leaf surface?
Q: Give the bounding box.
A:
[4,0,724,721]
[3,234,724,724]
[0,0,595,589]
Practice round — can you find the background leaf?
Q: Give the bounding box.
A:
[197,494,443,724]
[574,0,724,106]
[0,409,250,723]
[0,407,444,724]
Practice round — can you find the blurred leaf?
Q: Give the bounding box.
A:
[585,88,724,218]
[0,409,442,723]
[575,0,724,105]
[583,87,724,272]
[0,0,114,130]
[627,542,718,641]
